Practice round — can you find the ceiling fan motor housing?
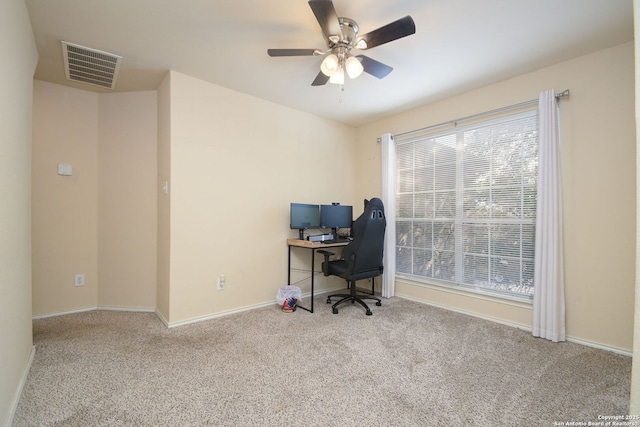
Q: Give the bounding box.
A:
[330,17,359,49]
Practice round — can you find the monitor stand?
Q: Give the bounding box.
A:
[299,229,305,240]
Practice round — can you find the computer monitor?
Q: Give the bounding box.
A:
[290,203,321,239]
[320,204,353,237]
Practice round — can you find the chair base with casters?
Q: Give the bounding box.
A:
[326,278,381,315]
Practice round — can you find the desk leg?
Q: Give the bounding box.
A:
[287,245,292,286]
[310,249,315,313]
[287,245,314,313]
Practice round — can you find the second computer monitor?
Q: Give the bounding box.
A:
[320,204,353,230]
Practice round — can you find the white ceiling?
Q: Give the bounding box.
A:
[25,0,634,127]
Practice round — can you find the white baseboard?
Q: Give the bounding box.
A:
[7,345,35,427]
[31,303,282,329]
[396,294,632,357]
[33,294,629,356]
[565,336,632,357]
[32,306,98,320]
[303,286,345,298]
[161,287,347,328]
[397,293,531,331]
[32,305,155,320]
[166,301,275,328]
[98,305,155,313]
[155,310,170,327]
[30,288,350,328]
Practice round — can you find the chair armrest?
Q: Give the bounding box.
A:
[317,250,335,276]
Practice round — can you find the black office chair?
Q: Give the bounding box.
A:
[319,198,386,315]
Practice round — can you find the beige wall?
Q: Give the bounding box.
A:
[0,0,38,424]
[30,43,635,344]
[32,81,99,315]
[156,73,171,321]
[98,91,158,309]
[32,83,158,316]
[12,4,640,418]
[31,70,358,325]
[357,42,636,353]
[164,71,358,324]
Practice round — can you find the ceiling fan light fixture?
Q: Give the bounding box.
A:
[345,56,364,79]
[320,54,339,76]
[329,66,345,85]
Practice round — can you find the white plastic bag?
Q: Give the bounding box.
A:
[276,285,302,306]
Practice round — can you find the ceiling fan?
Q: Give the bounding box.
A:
[267,0,416,86]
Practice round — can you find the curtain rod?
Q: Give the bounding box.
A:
[390,89,570,140]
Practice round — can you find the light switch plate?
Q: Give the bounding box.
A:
[57,163,73,176]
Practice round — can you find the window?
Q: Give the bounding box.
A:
[395,109,538,300]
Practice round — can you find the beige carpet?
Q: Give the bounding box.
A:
[13,296,631,426]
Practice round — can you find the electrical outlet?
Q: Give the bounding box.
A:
[217,275,225,291]
[74,274,85,287]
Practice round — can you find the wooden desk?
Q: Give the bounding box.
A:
[287,238,349,313]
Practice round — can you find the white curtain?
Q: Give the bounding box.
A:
[381,133,396,298]
[532,89,566,342]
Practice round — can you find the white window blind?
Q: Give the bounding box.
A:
[395,109,538,300]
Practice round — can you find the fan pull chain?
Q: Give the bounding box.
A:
[338,84,344,103]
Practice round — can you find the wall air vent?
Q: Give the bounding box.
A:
[61,41,122,89]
